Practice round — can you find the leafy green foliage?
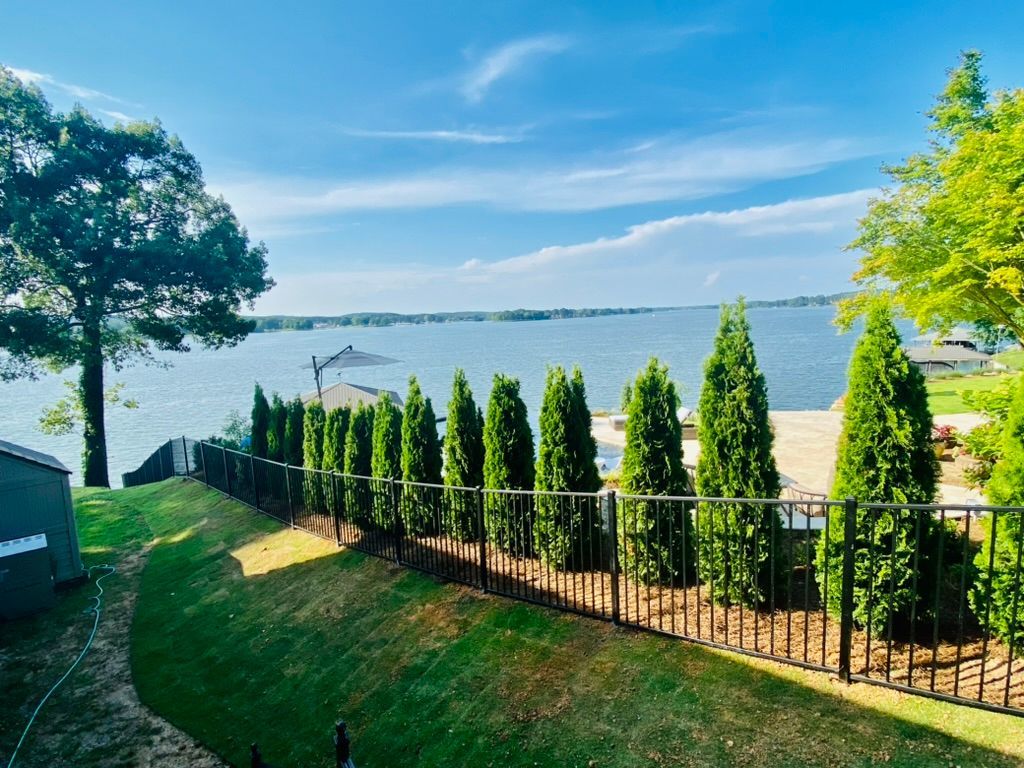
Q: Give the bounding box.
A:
[959,377,1018,488]
[250,384,270,459]
[619,358,692,585]
[534,366,602,570]
[284,398,305,466]
[816,304,946,632]
[696,301,784,607]
[483,374,535,554]
[267,394,287,463]
[39,381,138,436]
[401,377,443,535]
[0,68,271,485]
[322,406,351,472]
[302,400,327,511]
[344,404,376,529]
[371,393,403,480]
[443,369,485,540]
[970,377,1024,653]
[839,52,1024,345]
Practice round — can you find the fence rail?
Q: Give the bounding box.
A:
[122,438,1024,718]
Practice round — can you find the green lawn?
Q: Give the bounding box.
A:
[994,348,1024,371]
[6,481,1024,767]
[926,371,1018,415]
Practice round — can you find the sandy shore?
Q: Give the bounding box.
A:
[593,410,986,505]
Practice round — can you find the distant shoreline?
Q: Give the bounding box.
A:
[249,292,853,333]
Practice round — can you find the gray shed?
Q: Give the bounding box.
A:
[0,439,84,584]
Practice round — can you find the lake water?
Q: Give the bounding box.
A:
[1,306,904,485]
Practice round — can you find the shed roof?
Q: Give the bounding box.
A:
[301,381,404,412]
[0,439,71,474]
[904,346,993,363]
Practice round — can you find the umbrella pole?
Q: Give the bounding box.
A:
[313,355,323,401]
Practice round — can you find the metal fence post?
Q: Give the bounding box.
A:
[838,496,858,682]
[606,490,621,625]
[222,447,232,498]
[332,473,343,546]
[200,441,209,486]
[475,486,488,593]
[284,465,296,528]
[251,454,260,511]
[390,478,403,565]
[182,436,190,477]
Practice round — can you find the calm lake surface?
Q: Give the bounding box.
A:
[2,306,906,485]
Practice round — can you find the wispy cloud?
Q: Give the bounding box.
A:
[9,66,125,104]
[460,35,571,103]
[98,108,136,123]
[214,132,873,227]
[255,190,872,314]
[342,127,525,144]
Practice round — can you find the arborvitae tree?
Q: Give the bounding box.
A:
[696,300,784,607]
[444,369,485,540]
[970,376,1024,654]
[483,373,535,554]
[284,397,305,466]
[372,393,403,479]
[620,382,633,413]
[303,401,326,470]
[401,376,443,535]
[322,406,351,472]
[267,393,287,463]
[619,358,692,584]
[250,383,270,459]
[344,404,375,528]
[302,400,327,510]
[815,303,943,633]
[534,366,602,569]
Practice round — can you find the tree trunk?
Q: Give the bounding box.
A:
[80,323,109,487]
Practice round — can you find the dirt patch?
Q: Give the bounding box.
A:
[2,548,226,767]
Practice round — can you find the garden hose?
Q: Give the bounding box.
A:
[5,564,117,768]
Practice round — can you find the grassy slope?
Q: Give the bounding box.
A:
[926,372,1018,415]
[119,480,1024,768]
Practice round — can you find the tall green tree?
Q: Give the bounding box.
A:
[839,51,1024,344]
[284,397,305,466]
[344,404,375,529]
[302,400,327,510]
[534,366,602,569]
[322,406,351,472]
[696,301,784,607]
[401,376,443,535]
[816,304,943,632]
[483,374,535,554]
[444,369,485,540]
[250,384,270,459]
[619,358,692,584]
[0,68,272,486]
[970,376,1024,654]
[267,394,287,463]
[371,393,403,479]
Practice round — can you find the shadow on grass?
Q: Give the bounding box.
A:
[122,480,1024,768]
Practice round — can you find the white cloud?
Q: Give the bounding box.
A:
[342,127,525,144]
[215,132,873,228]
[9,66,124,104]
[98,109,136,123]
[460,35,570,103]
[254,190,872,314]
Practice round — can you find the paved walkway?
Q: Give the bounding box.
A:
[593,410,987,505]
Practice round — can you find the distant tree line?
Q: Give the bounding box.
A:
[248,293,855,332]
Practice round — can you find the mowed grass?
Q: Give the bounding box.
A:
[113,480,1024,767]
[925,372,1018,415]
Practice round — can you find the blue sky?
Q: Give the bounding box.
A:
[4,1,1023,314]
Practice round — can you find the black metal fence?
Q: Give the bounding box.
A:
[121,437,1024,717]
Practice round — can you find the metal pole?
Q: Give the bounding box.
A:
[251,454,260,511]
[390,477,403,565]
[285,465,296,529]
[476,486,488,593]
[333,473,343,546]
[182,436,190,477]
[200,442,209,487]
[607,490,621,625]
[222,447,232,498]
[838,497,858,682]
